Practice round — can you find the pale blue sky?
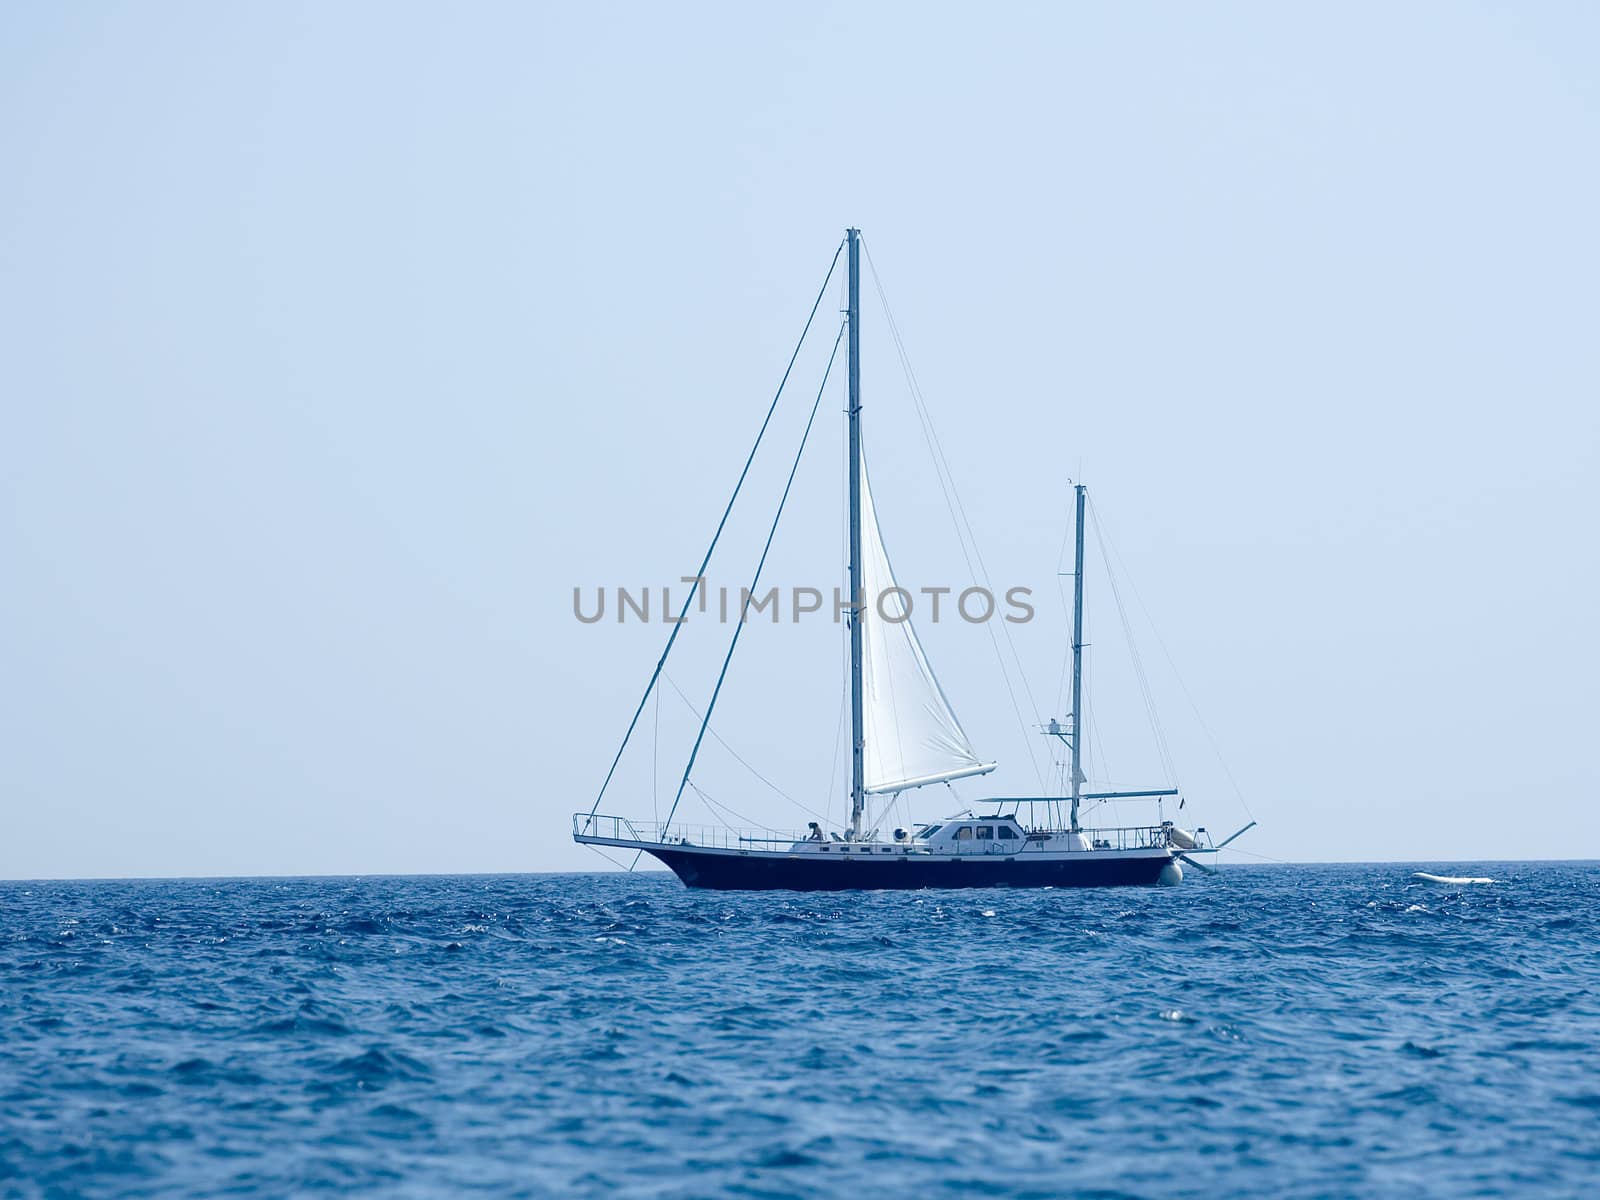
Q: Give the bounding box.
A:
[2,2,1596,878]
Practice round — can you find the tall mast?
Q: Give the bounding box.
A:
[1069,483,1086,832]
[847,228,866,837]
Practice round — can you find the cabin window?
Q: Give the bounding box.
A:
[920,825,942,839]
[997,826,1018,840]
[976,826,994,840]
[954,826,974,840]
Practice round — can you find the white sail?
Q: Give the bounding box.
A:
[859,454,995,794]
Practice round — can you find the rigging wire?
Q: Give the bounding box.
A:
[1086,669,1123,820]
[587,844,634,872]
[1086,497,1180,789]
[585,238,845,824]
[659,320,849,838]
[1053,486,1079,718]
[859,449,912,806]
[832,317,849,834]
[860,238,1047,790]
[863,239,1043,728]
[687,779,766,832]
[823,680,847,832]
[1221,845,1288,864]
[651,684,661,827]
[660,672,832,824]
[1088,497,1257,823]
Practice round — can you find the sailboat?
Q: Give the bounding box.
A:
[574,229,1249,890]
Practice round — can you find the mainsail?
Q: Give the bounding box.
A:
[858,453,996,794]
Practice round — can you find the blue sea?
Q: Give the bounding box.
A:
[2,864,1597,1198]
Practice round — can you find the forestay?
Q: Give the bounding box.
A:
[858,452,996,793]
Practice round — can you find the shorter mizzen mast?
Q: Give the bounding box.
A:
[1045,483,1087,832]
[1052,482,1176,830]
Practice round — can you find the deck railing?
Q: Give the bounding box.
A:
[573,813,1178,852]
[572,814,809,850]
[1059,824,1179,851]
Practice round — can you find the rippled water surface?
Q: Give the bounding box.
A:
[3,864,1598,1197]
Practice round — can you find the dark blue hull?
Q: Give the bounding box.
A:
[648,847,1172,891]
